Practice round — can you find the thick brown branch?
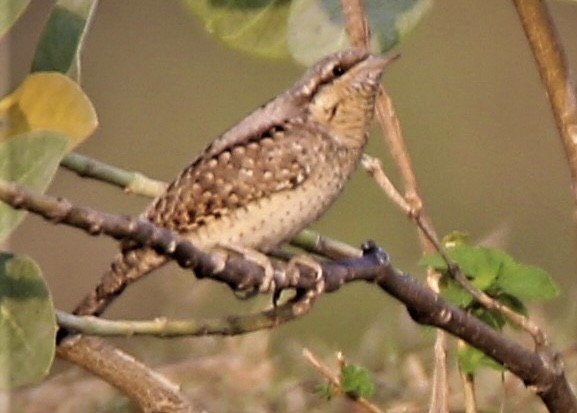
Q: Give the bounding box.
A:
[374,253,577,413]
[57,336,196,413]
[2,179,576,411]
[0,179,379,295]
[511,0,577,209]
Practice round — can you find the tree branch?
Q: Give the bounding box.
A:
[56,290,319,338]
[56,336,197,413]
[373,251,577,413]
[511,0,577,213]
[1,178,575,411]
[0,179,380,296]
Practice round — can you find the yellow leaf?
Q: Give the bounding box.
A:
[0,72,98,149]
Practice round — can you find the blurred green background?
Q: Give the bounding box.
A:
[3,0,577,368]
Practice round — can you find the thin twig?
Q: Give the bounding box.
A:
[340,0,439,280]
[361,154,413,215]
[338,3,450,411]
[61,152,166,197]
[458,340,479,413]
[56,292,319,337]
[340,0,370,50]
[343,1,450,411]
[462,373,478,413]
[374,86,422,209]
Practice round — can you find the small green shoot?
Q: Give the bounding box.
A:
[340,363,375,399]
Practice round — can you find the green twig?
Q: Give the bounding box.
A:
[291,229,362,259]
[56,293,317,337]
[61,152,166,197]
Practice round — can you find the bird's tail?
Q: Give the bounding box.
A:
[72,246,168,317]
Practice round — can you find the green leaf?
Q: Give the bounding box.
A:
[422,245,513,291]
[421,243,558,302]
[0,132,68,241]
[0,0,31,40]
[458,343,503,375]
[0,252,56,389]
[0,72,99,147]
[31,0,98,78]
[449,246,510,291]
[495,294,527,318]
[470,305,506,331]
[340,364,374,399]
[497,262,559,301]
[439,276,474,308]
[288,0,433,65]
[183,0,292,60]
[418,251,447,270]
[183,0,433,64]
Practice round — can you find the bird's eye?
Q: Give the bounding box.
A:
[332,64,345,77]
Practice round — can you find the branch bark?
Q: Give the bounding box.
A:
[511,0,577,218]
[57,336,196,413]
[2,179,576,412]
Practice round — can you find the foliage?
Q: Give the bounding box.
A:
[183,0,432,64]
[340,363,375,399]
[0,132,68,242]
[0,252,56,389]
[0,0,97,388]
[0,72,97,145]
[420,234,559,373]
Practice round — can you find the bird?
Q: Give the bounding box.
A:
[70,48,395,319]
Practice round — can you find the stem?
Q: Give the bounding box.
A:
[61,152,166,197]
[511,0,577,215]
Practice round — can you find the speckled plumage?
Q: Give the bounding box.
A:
[73,49,392,317]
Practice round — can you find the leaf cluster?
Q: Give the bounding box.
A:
[0,0,98,389]
[420,235,559,373]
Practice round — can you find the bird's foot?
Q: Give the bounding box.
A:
[215,243,275,298]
